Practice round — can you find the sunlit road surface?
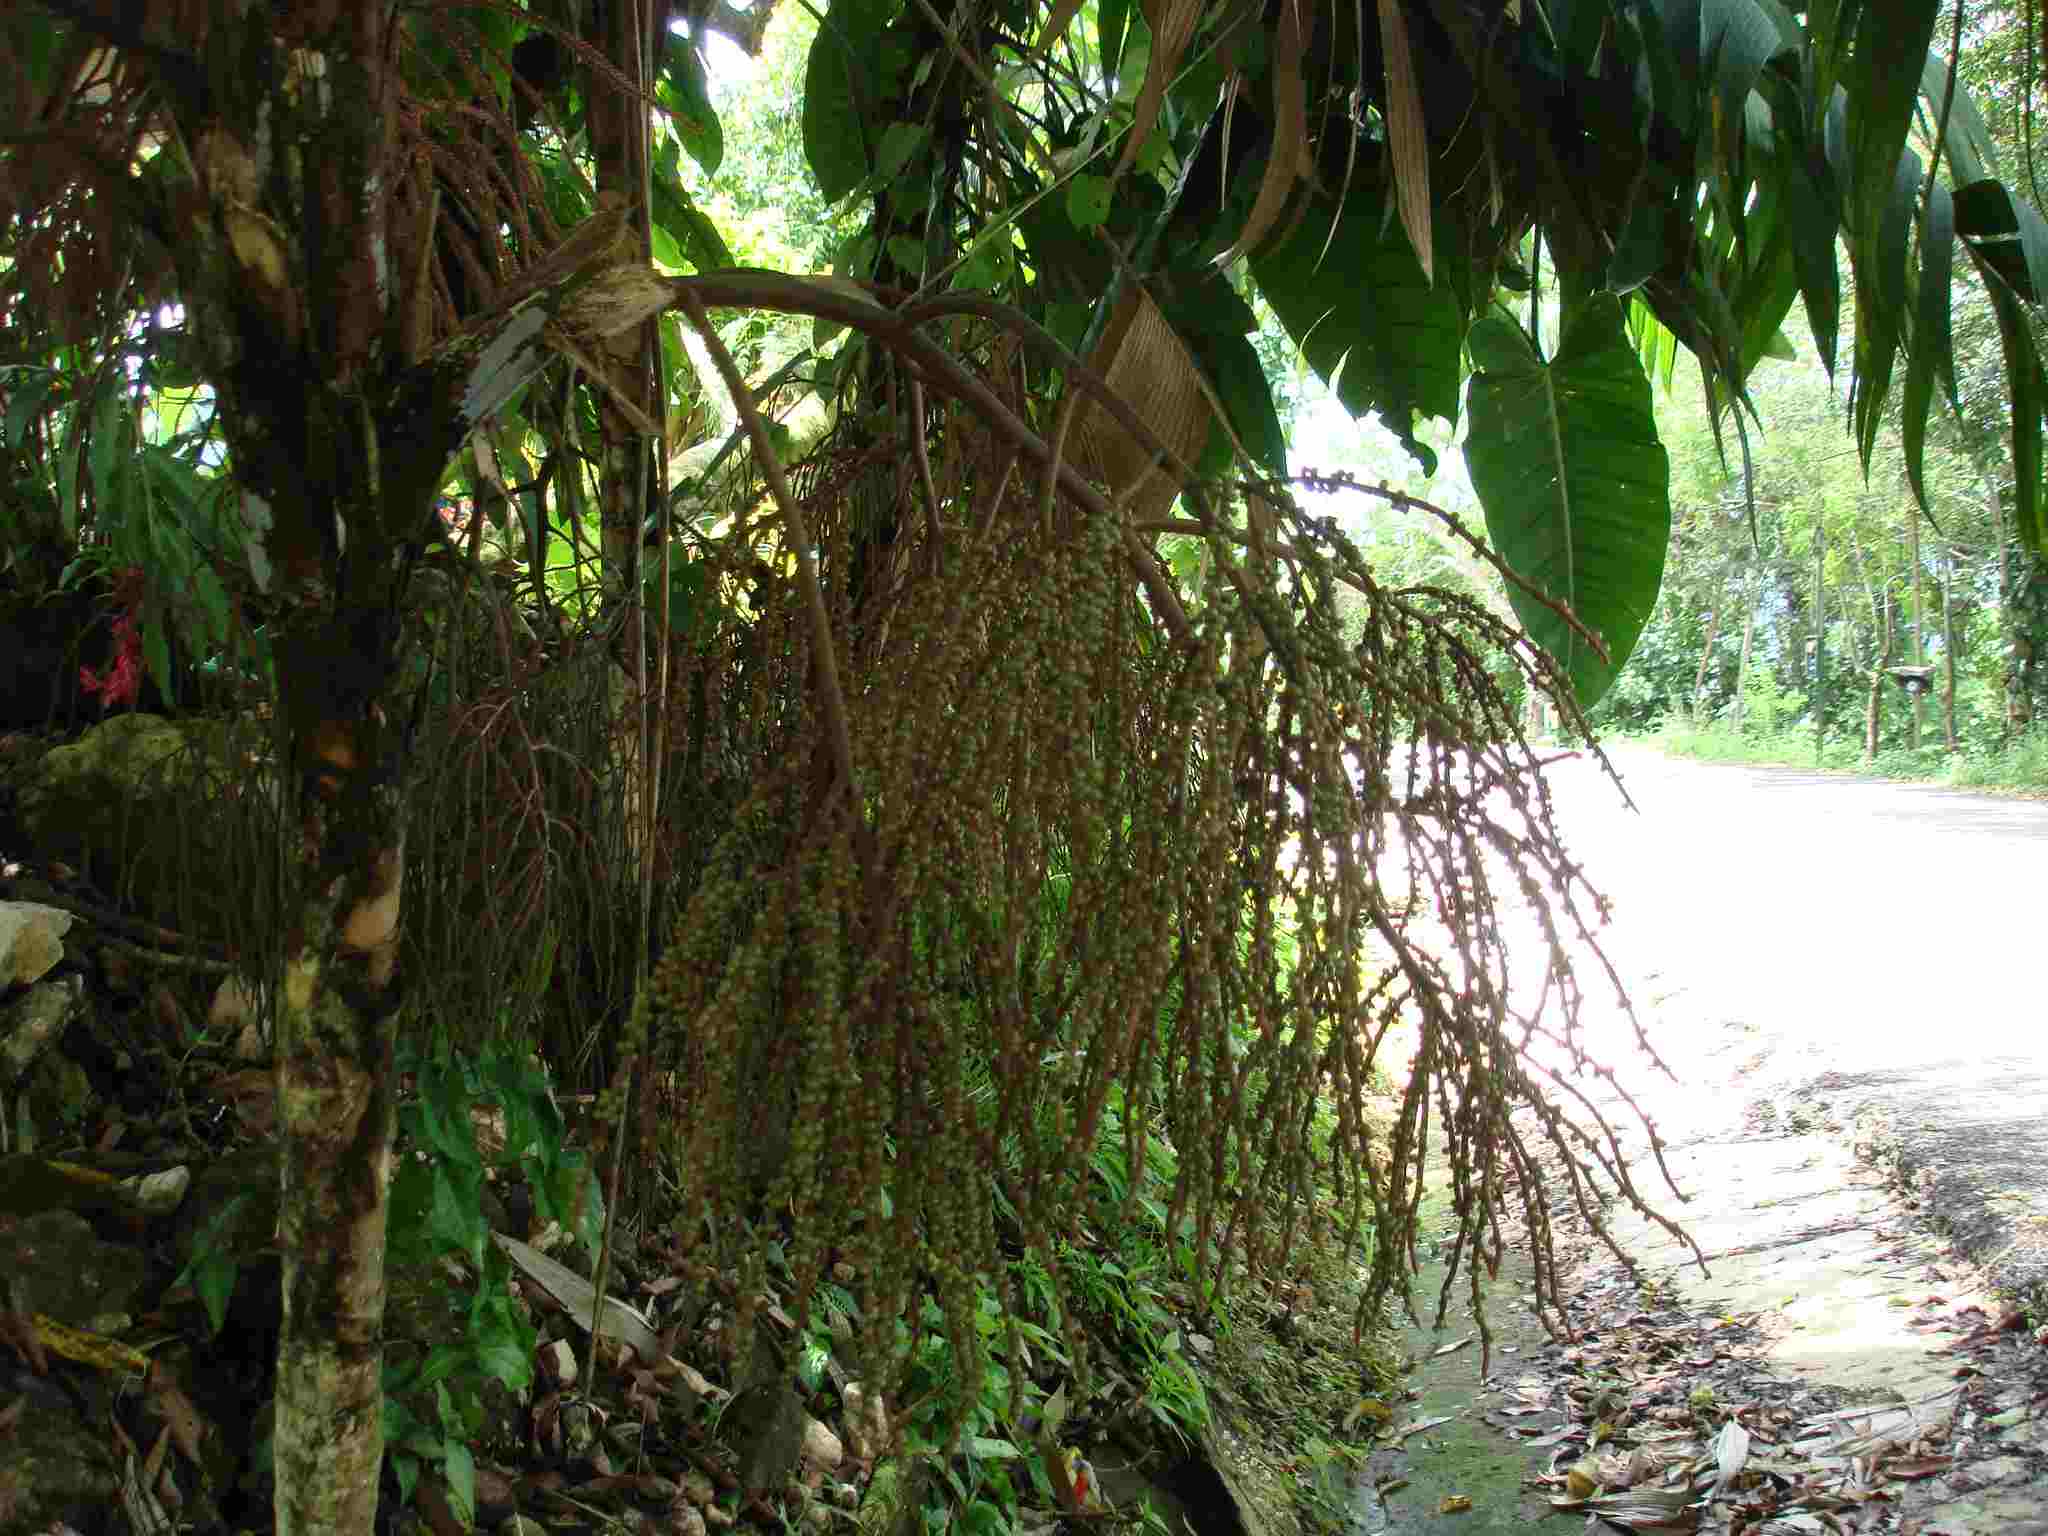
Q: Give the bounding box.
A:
[1371,739,2045,1202]
[1518,745,2048,1301]
[1533,744,2043,1084]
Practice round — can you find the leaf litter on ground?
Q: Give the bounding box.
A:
[1439,1250,2035,1535]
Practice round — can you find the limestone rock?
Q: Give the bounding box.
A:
[0,900,73,986]
[800,1414,844,1473]
[2,973,84,1088]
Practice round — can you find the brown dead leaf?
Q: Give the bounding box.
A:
[1114,0,1204,177]
[145,1363,208,1467]
[1212,0,1307,266]
[1880,1456,1952,1481]
[1551,1486,1698,1529]
[211,1068,276,1137]
[139,1420,171,1490]
[1374,0,1432,282]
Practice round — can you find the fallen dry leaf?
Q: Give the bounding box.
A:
[1709,1418,1750,1499]
[1392,1413,1458,1443]
[1881,1456,1952,1481]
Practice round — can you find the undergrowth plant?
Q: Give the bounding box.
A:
[380,1036,601,1520]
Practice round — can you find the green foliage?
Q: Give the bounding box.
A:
[381,1037,592,1514]
[174,1194,253,1336]
[29,8,2048,1525]
[801,0,897,203]
[1647,718,2048,795]
[390,1036,602,1272]
[660,31,725,177]
[769,0,2048,700]
[1465,297,1673,708]
[1249,188,1465,475]
[846,1083,1219,1532]
[0,357,258,692]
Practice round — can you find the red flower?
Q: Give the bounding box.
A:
[80,608,145,708]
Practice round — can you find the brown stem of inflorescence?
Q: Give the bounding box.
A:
[680,288,859,814]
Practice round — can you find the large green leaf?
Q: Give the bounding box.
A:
[802,0,895,201]
[1920,50,1999,187]
[1156,272,1286,477]
[660,32,723,175]
[1780,139,1842,377]
[650,136,732,271]
[1850,147,1922,466]
[1952,177,2048,303]
[1843,0,1937,274]
[1464,297,1672,708]
[1900,177,1954,516]
[1249,189,1464,473]
[1974,250,2047,553]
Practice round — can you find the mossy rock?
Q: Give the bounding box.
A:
[13,713,276,940]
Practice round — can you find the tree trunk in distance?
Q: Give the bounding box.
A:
[1732,566,1757,735]
[1691,599,1723,723]
[1993,479,2022,739]
[1942,545,1957,753]
[1907,495,1923,751]
[1867,586,1894,762]
[1813,521,1825,764]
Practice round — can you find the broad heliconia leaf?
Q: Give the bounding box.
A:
[1465,297,1672,708]
[1249,188,1464,473]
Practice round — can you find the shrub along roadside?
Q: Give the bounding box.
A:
[1622,720,2048,795]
